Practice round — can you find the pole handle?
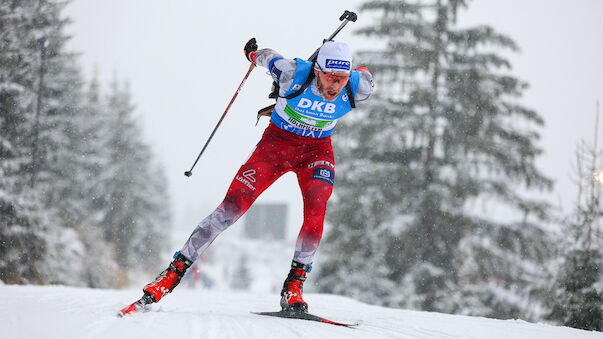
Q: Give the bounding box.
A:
[308,10,358,61]
[339,10,357,22]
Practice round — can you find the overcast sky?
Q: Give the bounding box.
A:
[64,0,603,239]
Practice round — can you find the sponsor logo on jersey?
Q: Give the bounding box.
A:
[236,169,257,191]
[242,169,256,182]
[297,98,336,113]
[325,59,351,71]
[308,160,334,169]
[285,116,324,131]
[312,167,335,185]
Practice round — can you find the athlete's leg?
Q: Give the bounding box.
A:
[181,136,291,262]
[292,157,335,265]
[280,151,335,312]
[141,130,294,305]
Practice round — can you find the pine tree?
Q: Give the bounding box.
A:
[0,1,170,286]
[0,0,69,284]
[97,77,171,271]
[317,0,553,318]
[547,105,602,331]
[128,155,171,272]
[38,69,119,286]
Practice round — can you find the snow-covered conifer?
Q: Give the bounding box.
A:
[318,0,553,319]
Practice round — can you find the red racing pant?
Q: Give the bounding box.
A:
[181,122,335,265]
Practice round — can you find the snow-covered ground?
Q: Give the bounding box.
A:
[1,284,600,339]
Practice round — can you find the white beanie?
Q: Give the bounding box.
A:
[315,41,352,74]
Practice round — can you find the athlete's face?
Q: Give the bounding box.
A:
[314,69,350,101]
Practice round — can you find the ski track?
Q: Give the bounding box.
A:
[1,285,601,339]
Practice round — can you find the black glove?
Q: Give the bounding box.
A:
[244,38,258,63]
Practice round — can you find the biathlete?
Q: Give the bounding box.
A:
[123,38,374,315]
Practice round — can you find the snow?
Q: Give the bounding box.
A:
[1,284,600,339]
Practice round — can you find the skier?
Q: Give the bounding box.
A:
[127,38,374,315]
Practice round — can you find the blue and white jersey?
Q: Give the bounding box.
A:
[254,49,374,138]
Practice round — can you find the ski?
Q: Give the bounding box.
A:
[252,310,361,327]
[117,294,154,317]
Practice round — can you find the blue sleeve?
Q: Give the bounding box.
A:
[269,57,284,84]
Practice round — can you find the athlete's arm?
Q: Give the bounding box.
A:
[251,49,298,96]
[354,66,374,102]
[244,38,374,101]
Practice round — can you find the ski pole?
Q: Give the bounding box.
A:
[184,63,256,177]
[308,10,357,61]
[268,10,357,99]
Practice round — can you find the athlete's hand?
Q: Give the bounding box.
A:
[244,38,258,64]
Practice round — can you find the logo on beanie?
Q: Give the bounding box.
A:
[325,59,350,71]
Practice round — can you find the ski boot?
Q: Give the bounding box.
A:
[118,252,193,317]
[143,251,193,303]
[280,261,312,313]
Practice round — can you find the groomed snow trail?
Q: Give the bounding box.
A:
[1,284,600,339]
